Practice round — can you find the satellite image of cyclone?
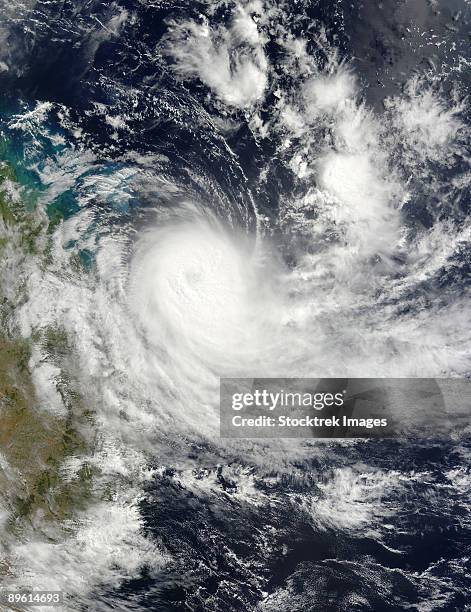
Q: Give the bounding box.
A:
[0,0,470,610]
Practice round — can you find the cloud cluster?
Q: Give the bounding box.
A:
[165,3,268,109]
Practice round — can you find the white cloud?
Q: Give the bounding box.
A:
[303,69,357,115]
[165,4,268,109]
[385,77,467,165]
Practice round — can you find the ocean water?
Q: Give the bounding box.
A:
[0,1,470,610]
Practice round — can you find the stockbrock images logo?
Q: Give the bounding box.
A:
[220,378,471,439]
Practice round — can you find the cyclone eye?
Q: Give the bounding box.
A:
[127,216,269,372]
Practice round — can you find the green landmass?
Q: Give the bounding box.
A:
[0,153,95,537]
